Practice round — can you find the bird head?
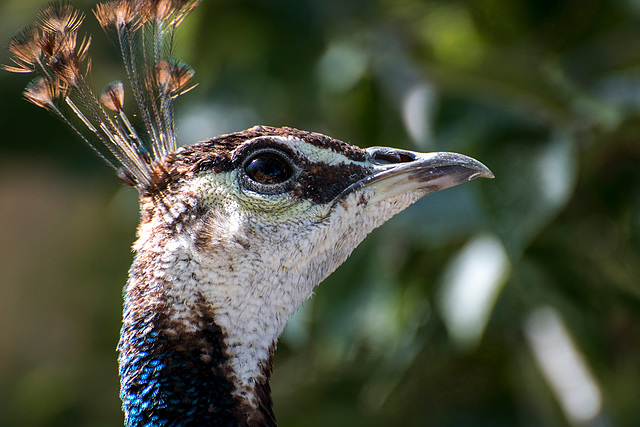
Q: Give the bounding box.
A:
[134,125,493,338]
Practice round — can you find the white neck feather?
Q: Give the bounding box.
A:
[132,187,422,404]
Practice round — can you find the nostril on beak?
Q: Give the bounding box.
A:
[367,147,417,165]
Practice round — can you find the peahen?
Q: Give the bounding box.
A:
[6,1,493,425]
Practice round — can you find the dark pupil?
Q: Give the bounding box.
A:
[245,153,292,184]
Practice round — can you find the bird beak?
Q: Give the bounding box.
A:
[340,147,494,203]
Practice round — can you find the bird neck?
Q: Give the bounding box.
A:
[117,181,382,426]
[119,292,275,426]
[118,219,280,426]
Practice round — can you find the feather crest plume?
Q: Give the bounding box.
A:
[4,0,200,190]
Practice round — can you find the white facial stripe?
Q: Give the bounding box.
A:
[275,136,368,167]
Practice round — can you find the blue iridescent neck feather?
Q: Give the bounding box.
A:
[119,260,276,427]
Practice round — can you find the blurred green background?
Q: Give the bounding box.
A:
[1,0,640,425]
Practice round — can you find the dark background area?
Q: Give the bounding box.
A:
[1,0,640,425]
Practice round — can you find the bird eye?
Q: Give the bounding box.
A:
[244,152,292,184]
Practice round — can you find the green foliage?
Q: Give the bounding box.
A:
[1,0,640,425]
